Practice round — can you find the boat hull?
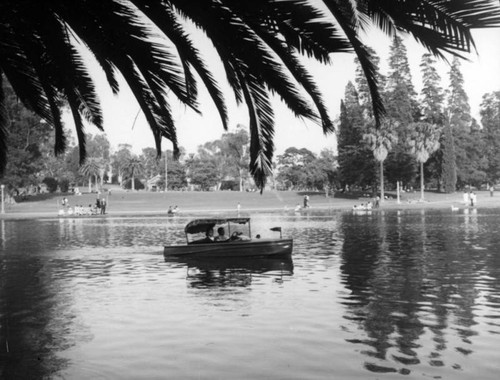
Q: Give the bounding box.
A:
[164,238,293,258]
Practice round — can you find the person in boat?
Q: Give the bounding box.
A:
[214,227,228,242]
[193,227,215,244]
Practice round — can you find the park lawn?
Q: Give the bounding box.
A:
[1,188,499,219]
[3,190,331,215]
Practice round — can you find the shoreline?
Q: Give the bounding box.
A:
[1,190,499,220]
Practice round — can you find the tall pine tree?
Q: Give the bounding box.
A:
[337,82,376,190]
[419,53,446,191]
[447,57,472,132]
[446,56,478,189]
[420,53,444,124]
[479,91,500,184]
[384,35,418,187]
[441,120,457,192]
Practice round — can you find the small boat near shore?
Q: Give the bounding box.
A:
[164,217,293,258]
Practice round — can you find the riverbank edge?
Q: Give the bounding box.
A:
[1,196,497,220]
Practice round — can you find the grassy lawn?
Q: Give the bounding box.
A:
[2,188,499,218]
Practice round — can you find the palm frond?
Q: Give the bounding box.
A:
[170,0,319,122]
[238,71,275,190]
[324,0,386,126]
[130,1,229,130]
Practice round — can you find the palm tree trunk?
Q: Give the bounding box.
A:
[132,175,135,191]
[420,161,425,200]
[379,160,385,203]
[88,177,92,193]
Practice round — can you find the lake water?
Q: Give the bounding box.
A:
[1,209,500,379]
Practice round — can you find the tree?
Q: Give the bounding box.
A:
[316,149,339,194]
[166,161,188,190]
[363,120,398,202]
[111,144,133,185]
[276,147,317,190]
[2,1,499,189]
[479,91,500,184]
[337,83,377,190]
[384,35,418,186]
[385,35,418,123]
[122,157,144,191]
[408,122,441,200]
[1,78,54,190]
[441,120,458,193]
[446,57,478,188]
[186,157,220,191]
[141,147,163,179]
[419,52,445,190]
[220,125,250,191]
[80,158,101,193]
[447,57,472,133]
[420,53,444,124]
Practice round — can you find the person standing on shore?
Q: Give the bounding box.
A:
[463,191,469,205]
[303,195,310,208]
[470,192,477,207]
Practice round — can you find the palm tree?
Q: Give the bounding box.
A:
[122,157,144,191]
[1,1,499,189]
[363,120,398,203]
[80,158,101,193]
[408,122,441,200]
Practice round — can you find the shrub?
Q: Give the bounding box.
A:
[59,178,70,193]
[122,178,145,190]
[42,177,58,193]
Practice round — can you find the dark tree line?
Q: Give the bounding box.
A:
[337,35,500,195]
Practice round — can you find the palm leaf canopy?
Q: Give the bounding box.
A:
[408,122,441,163]
[1,0,500,189]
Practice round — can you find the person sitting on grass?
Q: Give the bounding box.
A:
[214,227,228,242]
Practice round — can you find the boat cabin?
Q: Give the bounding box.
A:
[185,217,252,244]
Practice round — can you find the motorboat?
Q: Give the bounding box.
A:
[163,217,293,258]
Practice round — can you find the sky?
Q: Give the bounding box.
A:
[69,25,500,157]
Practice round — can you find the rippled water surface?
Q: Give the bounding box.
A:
[1,209,500,379]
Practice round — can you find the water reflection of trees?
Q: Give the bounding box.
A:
[0,256,73,378]
[339,210,486,375]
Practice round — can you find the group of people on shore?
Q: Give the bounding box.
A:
[58,196,107,216]
[352,196,380,211]
[463,191,478,207]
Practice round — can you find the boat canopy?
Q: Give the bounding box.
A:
[184,218,250,234]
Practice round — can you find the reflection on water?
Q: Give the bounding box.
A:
[339,209,500,377]
[167,256,294,288]
[1,210,500,379]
